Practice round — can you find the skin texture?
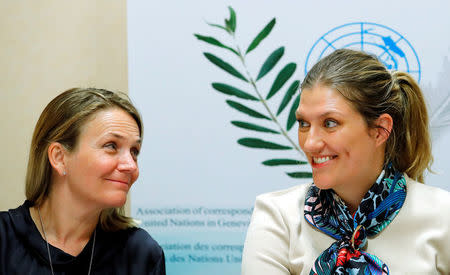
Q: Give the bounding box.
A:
[296,84,388,212]
[30,108,141,256]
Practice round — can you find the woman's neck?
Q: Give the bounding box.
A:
[30,185,101,256]
[333,162,385,214]
[333,182,374,214]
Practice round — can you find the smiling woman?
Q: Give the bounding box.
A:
[242,49,450,274]
[296,84,388,212]
[0,88,165,274]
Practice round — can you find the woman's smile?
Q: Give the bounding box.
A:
[105,178,131,189]
[311,155,337,167]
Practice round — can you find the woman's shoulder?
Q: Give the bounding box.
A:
[0,209,13,234]
[402,177,450,224]
[406,177,450,207]
[98,226,165,272]
[0,209,11,237]
[255,183,311,207]
[0,201,28,219]
[115,227,163,256]
[251,183,311,224]
[0,210,10,223]
[121,227,165,271]
[0,201,31,236]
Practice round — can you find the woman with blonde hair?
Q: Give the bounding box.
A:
[242,49,450,274]
[0,88,165,274]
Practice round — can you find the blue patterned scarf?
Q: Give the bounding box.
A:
[304,164,406,274]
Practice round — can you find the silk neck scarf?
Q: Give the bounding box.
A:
[304,164,406,275]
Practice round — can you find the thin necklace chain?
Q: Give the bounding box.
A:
[37,207,96,275]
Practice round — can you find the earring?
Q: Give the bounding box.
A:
[63,171,66,176]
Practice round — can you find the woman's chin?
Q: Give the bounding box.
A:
[312,175,337,190]
[102,193,128,208]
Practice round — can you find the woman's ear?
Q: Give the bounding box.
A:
[374,113,393,147]
[48,142,67,176]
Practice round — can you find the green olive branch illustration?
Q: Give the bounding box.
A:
[195,7,312,179]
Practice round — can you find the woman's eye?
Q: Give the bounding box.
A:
[131,148,140,158]
[298,120,310,128]
[324,120,337,128]
[104,142,117,150]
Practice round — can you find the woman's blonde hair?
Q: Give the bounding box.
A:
[26,88,142,231]
[301,49,432,182]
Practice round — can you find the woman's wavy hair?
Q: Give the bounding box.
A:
[301,49,432,182]
[25,88,142,231]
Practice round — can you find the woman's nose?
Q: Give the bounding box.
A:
[118,152,137,172]
[302,127,325,153]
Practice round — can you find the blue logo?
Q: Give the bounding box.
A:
[305,22,421,82]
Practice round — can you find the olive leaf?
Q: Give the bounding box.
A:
[277,80,300,115]
[286,172,313,178]
[204,53,248,82]
[246,18,276,54]
[266,63,296,100]
[262,159,307,166]
[231,121,279,134]
[287,94,300,130]
[256,47,285,81]
[238,138,292,150]
[225,6,236,33]
[226,100,270,120]
[194,34,239,56]
[207,7,236,34]
[206,22,229,32]
[212,83,258,101]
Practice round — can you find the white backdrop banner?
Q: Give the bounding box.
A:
[128,1,450,274]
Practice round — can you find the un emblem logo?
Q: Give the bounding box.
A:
[305,22,421,82]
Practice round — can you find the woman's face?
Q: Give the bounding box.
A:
[296,84,380,192]
[64,108,141,209]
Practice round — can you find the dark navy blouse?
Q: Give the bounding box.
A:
[0,201,166,275]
